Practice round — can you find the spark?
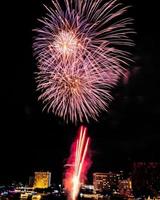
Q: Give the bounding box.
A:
[53,30,80,58]
[36,62,116,123]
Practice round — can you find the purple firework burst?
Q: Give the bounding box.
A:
[33,0,134,123]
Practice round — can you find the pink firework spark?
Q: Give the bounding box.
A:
[36,61,119,123]
[33,0,134,123]
[63,126,92,200]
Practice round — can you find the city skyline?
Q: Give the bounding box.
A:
[1,0,160,186]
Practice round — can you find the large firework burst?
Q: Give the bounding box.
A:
[33,0,134,123]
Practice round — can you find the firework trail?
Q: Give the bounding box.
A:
[33,0,134,123]
[63,126,92,200]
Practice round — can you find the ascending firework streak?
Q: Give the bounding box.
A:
[72,127,89,200]
[64,126,91,200]
[33,0,134,123]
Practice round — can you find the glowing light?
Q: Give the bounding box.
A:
[33,172,51,189]
[54,30,80,57]
[33,0,134,123]
[63,126,92,200]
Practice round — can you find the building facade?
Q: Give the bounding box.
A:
[118,178,133,197]
[132,162,160,197]
[93,171,123,193]
[28,176,34,187]
[33,171,51,189]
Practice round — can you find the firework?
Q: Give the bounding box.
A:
[63,126,91,200]
[33,0,134,123]
[36,60,119,123]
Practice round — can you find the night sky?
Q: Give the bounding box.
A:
[1,0,160,184]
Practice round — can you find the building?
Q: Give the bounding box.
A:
[80,184,94,194]
[93,172,108,192]
[33,172,51,189]
[28,176,34,187]
[93,171,123,193]
[132,162,160,197]
[118,178,133,197]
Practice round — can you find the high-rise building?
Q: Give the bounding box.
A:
[33,171,51,189]
[93,172,108,192]
[118,178,133,197]
[132,162,160,197]
[93,171,123,193]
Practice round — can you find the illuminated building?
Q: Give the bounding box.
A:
[118,178,133,197]
[93,172,108,192]
[93,171,123,193]
[81,184,94,190]
[33,172,51,188]
[81,184,94,194]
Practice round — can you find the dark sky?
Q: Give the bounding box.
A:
[1,0,160,184]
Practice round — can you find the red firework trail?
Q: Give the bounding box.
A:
[64,126,91,200]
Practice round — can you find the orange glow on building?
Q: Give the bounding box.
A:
[118,178,133,197]
[33,172,51,189]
